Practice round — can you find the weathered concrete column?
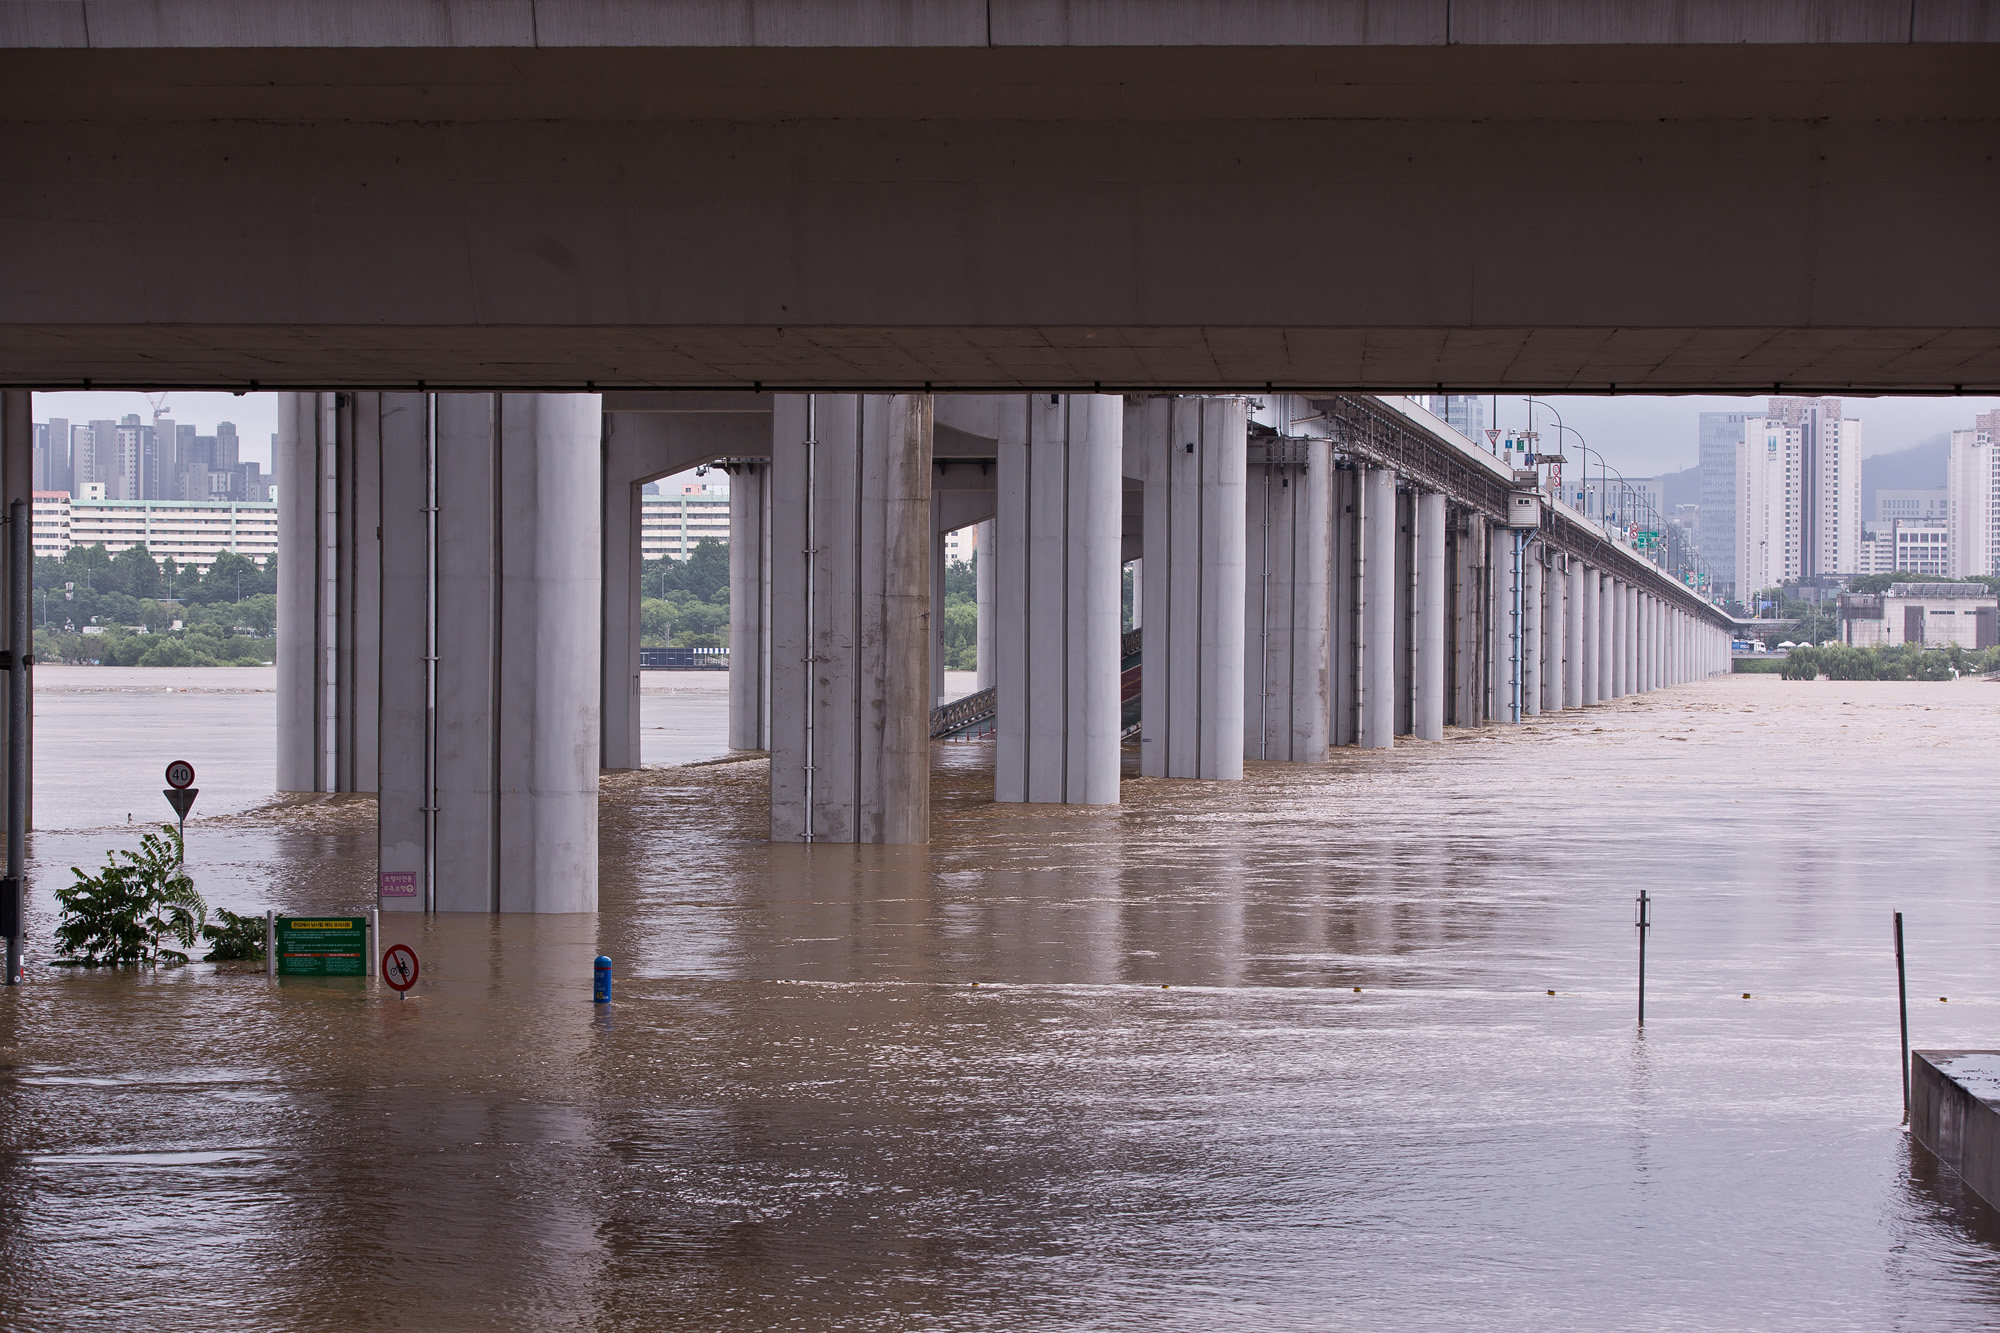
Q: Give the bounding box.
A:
[378,392,602,912]
[1626,584,1640,696]
[1487,524,1518,723]
[974,518,995,690]
[1413,491,1447,740]
[727,459,772,751]
[1331,467,1359,746]
[1451,511,1486,727]
[1245,432,1332,762]
[1579,563,1599,707]
[1358,467,1398,749]
[1137,396,1246,779]
[1564,561,1585,709]
[276,391,380,794]
[1520,544,1542,718]
[769,393,932,841]
[996,394,1122,804]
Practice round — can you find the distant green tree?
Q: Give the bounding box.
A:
[110,543,162,599]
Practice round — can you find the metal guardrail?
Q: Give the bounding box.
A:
[930,686,996,739]
[931,627,1145,740]
[639,646,729,670]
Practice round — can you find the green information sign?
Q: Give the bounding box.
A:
[275,916,369,976]
[1635,530,1660,550]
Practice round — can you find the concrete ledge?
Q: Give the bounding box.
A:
[1912,1051,2000,1211]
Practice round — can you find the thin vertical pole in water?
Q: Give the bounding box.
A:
[4,497,26,986]
[1895,910,1909,1123]
[1635,888,1651,1026]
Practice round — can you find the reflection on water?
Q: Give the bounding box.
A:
[5,676,2000,1329]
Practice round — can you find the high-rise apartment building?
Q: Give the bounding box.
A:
[1420,395,1486,445]
[1735,397,1861,594]
[1696,411,1746,596]
[1946,410,2000,578]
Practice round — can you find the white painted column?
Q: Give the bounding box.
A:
[1139,396,1247,779]
[769,393,932,842]
[996,394,1123,805]
[974,518,995,690]
[727,459,772,750]
[1413,490,1447,740]
[1359,467,1398,749]
[378,392,601,912]
[1520,545,1542,718]
[1244,432,1332,762]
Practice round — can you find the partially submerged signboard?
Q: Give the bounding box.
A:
[275,916,368,976]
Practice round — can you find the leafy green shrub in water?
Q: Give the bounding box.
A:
[52,825,207,966]
[201,908,267,962]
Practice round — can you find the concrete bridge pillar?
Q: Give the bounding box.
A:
[1584,560,1600,704]
[1359,467,1398,748]
[997,394,1123,804]
[1520,544,1543,718]
[727,460,773,751]
[767,394,931,842]
[377,392,601,912]
[1138,396,1246,780]
[1487,524,1520,723]
[974,518,995,690]
[1541,551,1565,714]
[276,391,382,794]
[1450,512,1487,727]
[1629,585,1643,695]
[1564,560,1585,709]
[1331,468,1358,745]
[1609,579,1627,699]
[1244,431,1332,762]
[1413,491,1447,741]
[1600,568,1616,696]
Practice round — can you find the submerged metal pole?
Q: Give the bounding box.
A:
[4,497,26,985]
[1895,910,1909,1123]
[1635,888,1651,1026]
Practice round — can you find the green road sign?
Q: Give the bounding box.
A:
[1635,530,1660,549]
[275,916,369,976]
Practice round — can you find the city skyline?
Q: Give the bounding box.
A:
[35,391,2000,487]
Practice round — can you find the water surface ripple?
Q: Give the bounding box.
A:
[3,675,1999,1330]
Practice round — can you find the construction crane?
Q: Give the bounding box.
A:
[146,391,170,425]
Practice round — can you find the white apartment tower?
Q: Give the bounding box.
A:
[1735,397,1861,594]
[1946,409,2000,578]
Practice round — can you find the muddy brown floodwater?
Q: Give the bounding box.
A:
[5,674,2000,1330]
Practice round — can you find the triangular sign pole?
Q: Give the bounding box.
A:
[163,788,198,862]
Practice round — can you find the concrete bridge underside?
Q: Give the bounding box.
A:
[1,1,1996,392]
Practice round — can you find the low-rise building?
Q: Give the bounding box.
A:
[1840,582,1998,650]
[36,494,279,569]
[640,486,729,560]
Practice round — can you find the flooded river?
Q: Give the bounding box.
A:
[4,672,2000,1329]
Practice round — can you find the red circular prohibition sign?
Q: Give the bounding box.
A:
[382,944,420,992]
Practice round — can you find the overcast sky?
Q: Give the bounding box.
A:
[31,390,2000,485]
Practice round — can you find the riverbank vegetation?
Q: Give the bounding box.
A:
[1779,642,2000,681]
[32,544,276,666]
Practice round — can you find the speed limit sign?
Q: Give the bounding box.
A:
[165,760,196,790]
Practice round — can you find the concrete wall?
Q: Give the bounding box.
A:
[1913,1051,2000,1213]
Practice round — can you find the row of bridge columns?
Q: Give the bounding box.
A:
[273,390,1732,911]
